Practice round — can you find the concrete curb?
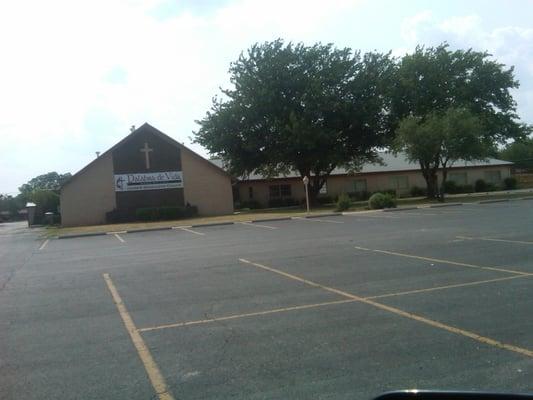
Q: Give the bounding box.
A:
[126,226,172,234]
[250,217,292,223]
[478,199,510,204]
[304,213,342,218]
[382,207,418,212]
[191,221,234,228]
[427,202,463,208]
[521,196,533,201]
[57,232,107,239]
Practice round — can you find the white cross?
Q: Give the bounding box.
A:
[140,142,153,169]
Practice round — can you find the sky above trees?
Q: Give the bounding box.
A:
[1,0,532,194]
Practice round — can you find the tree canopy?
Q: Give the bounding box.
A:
[194,39,395,200]
[18,171,72,199]
[389,43,526,142]
[394,107,487,199]
[499,137,533,170]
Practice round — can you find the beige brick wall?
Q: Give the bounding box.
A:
[237,165,512,206]
[60,153,116,227]
[181,148,234,216]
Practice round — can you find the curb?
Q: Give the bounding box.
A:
[383,207,418,212]
[521,196,533,201]
[126,226,172,234]
[304,212,342,218]
[478,199,510,204]
[191,221,234,228]
[428,202,463,208]
[250,217,292,223]
[57,232,107,239]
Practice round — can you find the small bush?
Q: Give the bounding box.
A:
[475,179,488,192]
[238,200,262,210]
[368,192,397,209]
[410,186,426,197]
[335,193,352,211]
[503,177,517,190]
[443,180,461,194]
[267,197,299,208]
[461,184,474,193]
[135,205,198,221]
[382,189,397,198]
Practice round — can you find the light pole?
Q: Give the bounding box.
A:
[303,176,310,214]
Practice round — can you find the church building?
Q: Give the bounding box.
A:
[60,123,233,227]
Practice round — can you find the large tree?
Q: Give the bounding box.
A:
[499,137,533,170]
[389,43,527,197]
[194,40,394,202]
[395,108,488,200]
[18,171,72,199]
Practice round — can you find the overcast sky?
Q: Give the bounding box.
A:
[1,0,532,194]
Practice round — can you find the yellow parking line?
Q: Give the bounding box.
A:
[102,274,175,400]
[457,235,533,245]
[238,221,278,230]
[172,226,205,236]
[354,246,530,276]
[238,259,533,358]
[366,275,529,299]
[138,299,356,332]
[39,239,49,250]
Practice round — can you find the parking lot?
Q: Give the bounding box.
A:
[2,200,533,400]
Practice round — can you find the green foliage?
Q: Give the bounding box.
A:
[267,198,299,208]
[368,192,396,209]
[499,138,533,170]
[0,194,24,219]
[348,191,371,201]
[135,206,198,221]
[503,177,517,190]
[30,190,60,213]
[389,43,525,142]
[394,107,488,199]
[194,39,395,201]
[335,193,352,211]
[409,186,427,197]
[19,172,72,197]
[474,179,489,192]
[238,200,262,210]
[442,181,474,194]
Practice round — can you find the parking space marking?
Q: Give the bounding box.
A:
[366,275,529,300]
[38,239,49,251]
[138,299,356,332]
[238,258,533,358]
[294,217,344,224]
[354,246,531,276]
[457,235,533,246]
[238,221,278,230]
[113,233,126,243]
[102,274,175,400]
[172,226,205,236]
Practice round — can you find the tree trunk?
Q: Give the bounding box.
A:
[422,170,439,199]
[439,167,449,202]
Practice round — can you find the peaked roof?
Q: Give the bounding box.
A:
[62,123,229,189]
[209,152,513,181]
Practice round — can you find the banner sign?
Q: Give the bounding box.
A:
[114,171,183,192]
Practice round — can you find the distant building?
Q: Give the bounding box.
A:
[211,153,513,207]
[60,123,233,227]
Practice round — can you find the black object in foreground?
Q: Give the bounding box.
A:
[373,391,533,400]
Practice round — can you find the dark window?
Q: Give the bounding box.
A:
[269,185,280,198]
[280,184,291,197]
[248,187,253,199]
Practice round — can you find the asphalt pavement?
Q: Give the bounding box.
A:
[1,201,532,400]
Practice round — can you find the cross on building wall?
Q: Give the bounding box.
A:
[140,142,153,169]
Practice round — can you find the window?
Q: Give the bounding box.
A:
[269,184,292,198]
[449,172,467,185]
[269,185,280,198]
[353,179,367,193]
[484,170,501,184]
[389,176,409,190]
[280,184,291,197]
[248,187,253,199]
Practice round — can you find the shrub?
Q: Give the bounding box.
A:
[316,196,334,205]
[461,184,474,193]
[348,191,371,201]
[410,186,426,197]
[382,189,397,198]
[335,193,351,211]
[443,180,461,194]
[368,192,397,209]
[503,177,517,190]
[267,197,299,208]
[474,179,488,192]
[238,200,262,210]
[135,205,198,221]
